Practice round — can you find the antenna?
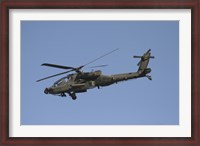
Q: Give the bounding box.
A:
[83,48,119,66]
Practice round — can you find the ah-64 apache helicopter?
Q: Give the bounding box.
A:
[37,49,154,100]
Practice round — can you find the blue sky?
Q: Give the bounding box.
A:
[21,21,179,125]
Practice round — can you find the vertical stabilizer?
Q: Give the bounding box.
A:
[133,49,154,75]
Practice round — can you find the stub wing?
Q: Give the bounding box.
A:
[71,83,85,89]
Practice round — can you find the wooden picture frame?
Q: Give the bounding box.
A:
[1,0,199,145]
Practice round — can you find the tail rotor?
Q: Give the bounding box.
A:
[133,49,154,79]
[133,49,154,66]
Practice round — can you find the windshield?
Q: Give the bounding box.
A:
[53,77,67,87]
[52,74,75,87]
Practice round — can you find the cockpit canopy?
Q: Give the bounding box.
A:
[52,70,102,87]
[53,76,68,87]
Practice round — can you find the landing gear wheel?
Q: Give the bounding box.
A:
[72,96,77,100]
[72,94,77,100]
[61,93,66,97]
[69,92,77,100]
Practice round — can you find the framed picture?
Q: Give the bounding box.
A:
[1,0,199,145]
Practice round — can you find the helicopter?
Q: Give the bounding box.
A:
[37,49,154,100]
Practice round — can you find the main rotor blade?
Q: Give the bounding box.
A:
[85,65,108,69]
[83,48,119,67]
[36,69,74,82]
[41,63,75,70]
[37,49,118,82]
[133,56,142,58]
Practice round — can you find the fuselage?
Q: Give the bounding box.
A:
[43,49,154,98]
[45,70,149,95]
